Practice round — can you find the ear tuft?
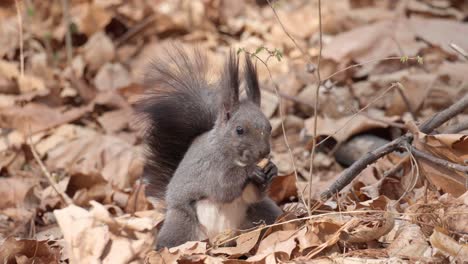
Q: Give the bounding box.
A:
[220,50,240,120]
[244,54,261,106]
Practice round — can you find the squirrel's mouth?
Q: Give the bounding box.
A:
[234,159,248,167]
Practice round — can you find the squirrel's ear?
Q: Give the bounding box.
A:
[244,54,261,106]
[220,50,240,121]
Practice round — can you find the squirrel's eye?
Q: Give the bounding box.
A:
[236,126,244,135]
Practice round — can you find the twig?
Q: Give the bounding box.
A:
[405,143,468,173]
[262,86,315,108]
[248,53,308,210]
[450,43,468,60]
[28,137,73,205]
[61,0,73,65]
[419,94,468,134]
[393,143,420,205]
[315,83,399,149]
[115,14,156,47]
[307,0,323,215]
[322,56,420,82]
[265,0,314,63]
[361,113,406,129]
[321,93,468,200]
[444,119,468,134]
[396,82,417,120]
[381,155,410,179]
[14,0,24,76]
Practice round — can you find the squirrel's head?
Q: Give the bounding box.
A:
[214,52,272,167]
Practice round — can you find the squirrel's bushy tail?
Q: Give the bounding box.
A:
[136,45,217,201]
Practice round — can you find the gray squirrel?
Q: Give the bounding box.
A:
[136,45,282,249]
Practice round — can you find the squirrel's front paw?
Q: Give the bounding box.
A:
[250,160,278,190]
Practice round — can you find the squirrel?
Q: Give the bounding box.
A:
[136,45,282,249]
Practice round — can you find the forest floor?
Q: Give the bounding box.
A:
[0,0,467,263]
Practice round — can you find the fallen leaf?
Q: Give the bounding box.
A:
[430,228,468,261]
[268,173,297,204]
[44,126,142,190]
[0,237,61,264]
[387,224,430,258]
[0,103,94,134]
[83,32,115,72]
[54,201,158,264]
[323,18,425,64]
[0,177,39,209]
[146,241,207,264]
[210,229,261,257]
[409,17,468,56]
[413,131,468,197]
[94,63,132,91]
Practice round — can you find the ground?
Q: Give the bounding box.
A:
[0,0,467,263]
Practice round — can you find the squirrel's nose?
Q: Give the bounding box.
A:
[259,147,270,159]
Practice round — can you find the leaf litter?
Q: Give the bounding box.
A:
[0,0,467,263]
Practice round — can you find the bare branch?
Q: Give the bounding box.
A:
[321,93,468,200]
[405,143,468,173]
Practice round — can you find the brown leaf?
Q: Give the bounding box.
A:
[268,174,297,204]
[83,32,115,72]
[94,63,132,91]
[413,132,467,197]
[409,17,468,56]
[210,229,261,257]
[0,237,61,264]
[48,132,141,190]
[0,103,94,134]
[340,212,394,243]
[387,224,429,258]
[304,114,397,145]
[97,108,132,133]
[146,241,208,264]
[430,228,468,261]
[54,202,159,264]
[323,18,425,64]
[248,229,299,262]
[0,177,38,209]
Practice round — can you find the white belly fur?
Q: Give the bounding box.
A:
[195,183,261,241]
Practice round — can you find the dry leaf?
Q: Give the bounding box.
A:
[83,32,115,72]
[304,114,397,145]
[413,132,467,197]
[210,229,261,257]
[54,202,159,264]
[340,212,395,243]
[0,178,38,209]
[323,18,425,64]
[430,228,468,261]
[94,63,132,91]
[146,241,208,264]
[0,237,61,264]
[387,224,430,258]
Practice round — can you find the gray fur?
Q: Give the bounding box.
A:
[138,47,282,249]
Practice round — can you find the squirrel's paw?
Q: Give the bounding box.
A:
[251,161,278,190]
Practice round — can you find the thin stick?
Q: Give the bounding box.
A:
[28,136,73,205]
[444,119,468,134]
[15,0,24,76]
[61,0,73,65]
[321,94,468,199]
[406,143,468,173]
[265,0,313,62]
[315,83,398,149]
[249,53,308,210]
[307,0,323,215]
[116,14,156,47]
[396,82,417,120]
[323,56,420,82]
[450,43,468,60]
